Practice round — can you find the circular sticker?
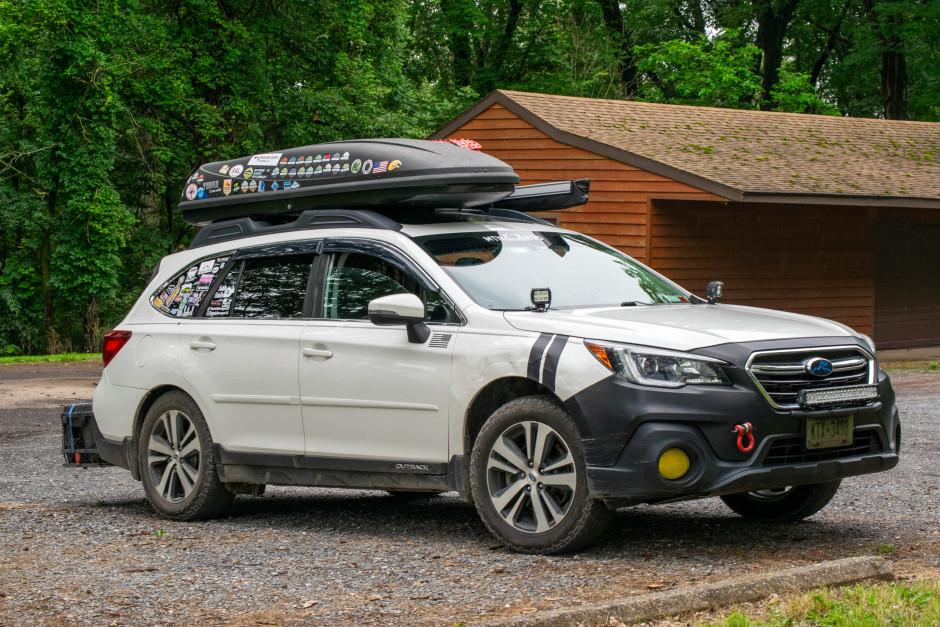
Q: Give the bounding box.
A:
[362,159,374,175]
[185,183,198,200]
[228,164,244,177]
[351,159,362,174]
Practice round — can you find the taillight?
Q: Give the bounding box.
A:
[102,330,132,367]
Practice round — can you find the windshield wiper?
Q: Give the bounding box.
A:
[620,300,651,306]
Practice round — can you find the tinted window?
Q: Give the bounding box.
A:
[323,253,413,320]
[152,254,232,317]
[227,255,313,319]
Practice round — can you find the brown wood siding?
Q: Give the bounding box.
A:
[650,200,875,335]
[444,103,723,262]
[873,211,940,348]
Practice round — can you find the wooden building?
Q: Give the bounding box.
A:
[432,90,940,349]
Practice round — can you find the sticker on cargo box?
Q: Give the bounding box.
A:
[248,152,282,167]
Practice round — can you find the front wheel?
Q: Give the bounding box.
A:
[470,396,612,554]
[720,480,842,522]
[138,392,233,521]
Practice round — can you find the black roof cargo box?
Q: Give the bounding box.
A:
[178,138,520,225]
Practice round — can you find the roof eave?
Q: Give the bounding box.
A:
[735,192,940,209]
[433,91,940,210]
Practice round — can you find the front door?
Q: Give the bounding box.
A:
[299,244,456,463]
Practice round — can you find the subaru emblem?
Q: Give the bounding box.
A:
[805,357,833,378]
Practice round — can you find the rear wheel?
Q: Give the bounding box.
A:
[720,480,841,522]
[138,392,233,520]
[470,396,611,554]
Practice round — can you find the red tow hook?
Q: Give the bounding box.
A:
[733,422,755,454]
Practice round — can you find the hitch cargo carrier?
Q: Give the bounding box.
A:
[61,403,112,467]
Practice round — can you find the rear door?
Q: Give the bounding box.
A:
[178,244,318,454]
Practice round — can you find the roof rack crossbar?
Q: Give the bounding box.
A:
[189,209,402,249]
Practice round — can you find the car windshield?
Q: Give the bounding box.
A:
[414,229,689,310]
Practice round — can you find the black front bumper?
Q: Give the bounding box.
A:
[564,337,900,504]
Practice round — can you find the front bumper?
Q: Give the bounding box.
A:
[565,339,900,504]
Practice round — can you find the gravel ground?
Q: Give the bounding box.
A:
[0,362,937,626]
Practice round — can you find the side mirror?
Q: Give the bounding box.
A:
[706,281,724,304]
[368,293,430,344]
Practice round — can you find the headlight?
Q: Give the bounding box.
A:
[584,342,731,388]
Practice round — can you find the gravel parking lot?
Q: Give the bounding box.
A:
[1,362,937,626]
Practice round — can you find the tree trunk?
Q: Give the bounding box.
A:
[863,0,908,120]
[595,0,638,98]
[754,0,799,110]
[882,46,907,119]
[483,0,524,93]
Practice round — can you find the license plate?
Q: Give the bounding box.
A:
[806,415,854,450]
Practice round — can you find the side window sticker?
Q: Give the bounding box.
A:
[151,254,232,318]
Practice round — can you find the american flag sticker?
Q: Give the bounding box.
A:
[373,160,389,174]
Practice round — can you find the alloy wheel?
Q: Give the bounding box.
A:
[146,409,202,503]
[485,420,577,534]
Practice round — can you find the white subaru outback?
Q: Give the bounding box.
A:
[82,139,900,554]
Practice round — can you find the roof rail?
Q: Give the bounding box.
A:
[484,208,555,226]
[189,209,402,249]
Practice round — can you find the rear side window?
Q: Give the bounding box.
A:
[152,254,231,317]
[229,255,313,318]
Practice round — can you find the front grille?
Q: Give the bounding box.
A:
[746,346,875,409]
[763,429,880,466]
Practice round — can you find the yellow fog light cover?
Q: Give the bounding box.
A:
[658,448,690,480]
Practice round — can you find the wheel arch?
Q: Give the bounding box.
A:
[462,377,561,458]
[131,385,200,480]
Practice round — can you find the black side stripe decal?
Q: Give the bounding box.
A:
[541,335,569,391]
[528,333,553,381]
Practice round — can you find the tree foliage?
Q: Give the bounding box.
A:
[1,0,938,353]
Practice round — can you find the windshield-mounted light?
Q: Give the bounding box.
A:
[529,288,551,311]
[584,341,731,388]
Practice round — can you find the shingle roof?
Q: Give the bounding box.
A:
[436,90,940,207]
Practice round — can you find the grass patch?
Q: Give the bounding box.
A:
[881,361,940,373]
[695,579,940,626]
[0,353,101,365]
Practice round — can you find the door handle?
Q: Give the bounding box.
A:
[189,340,217,350]
[302,347,333,359]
